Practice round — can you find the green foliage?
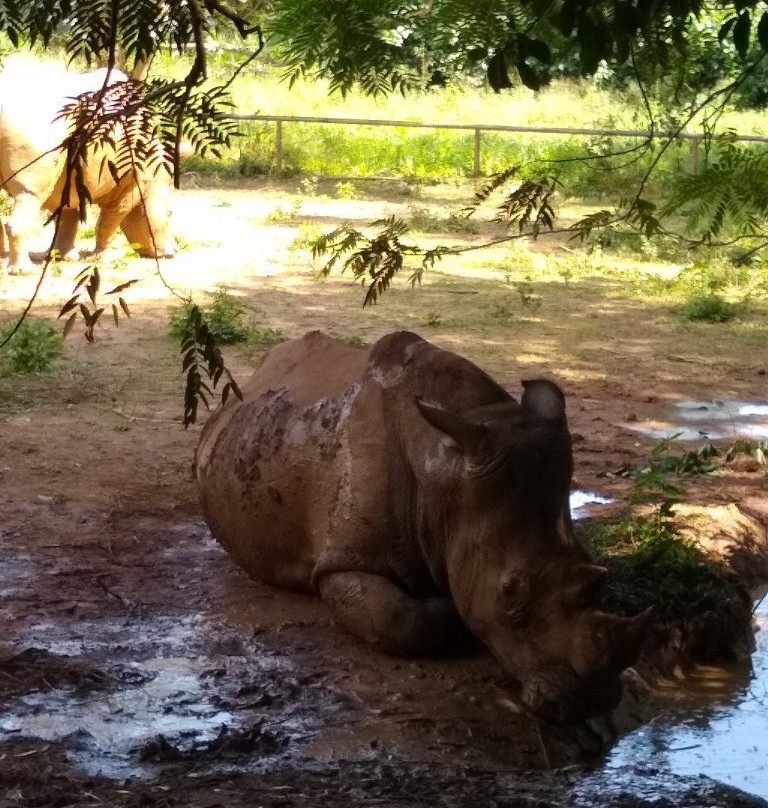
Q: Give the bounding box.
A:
[608,434,719,513]
[583,512,743,620]
[677,294,739,322]
[312,216,457,306]
[407,205,479,235]
[583,433,750,620]
[169,289,252,345]
[289,223,324,250]
[663,141,768,242]
[175,305,242,428]
[725,438,768,465]
[57,265,137,344]
[0,317,62,374]
[266,202,302,223]
[334,181,359,200]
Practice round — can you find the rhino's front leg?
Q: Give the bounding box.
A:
[317,572,463,656]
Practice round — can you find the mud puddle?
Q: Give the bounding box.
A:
[627,399,768,441]
[0,611,337,778]
[578,594,768,801]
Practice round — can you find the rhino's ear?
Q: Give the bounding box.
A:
[415,396,488,454]
[521,379,566,420]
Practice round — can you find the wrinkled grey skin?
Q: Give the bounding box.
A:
[196,331,651,724]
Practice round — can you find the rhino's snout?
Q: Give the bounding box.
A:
[519,672,624,725]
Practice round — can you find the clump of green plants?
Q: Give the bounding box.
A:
[677,293,738,322]
[620,433,719,511]
[266,200,302,223]
[289,222,323,251]
[424,311,443,327]
[169,289,252,345]
[334,181,359,200]
[582,512,744,620]
[0,317,62,374]
[584,435,743,622]
[725,438,767,466]
[514,277,542,314]
[250,327,285,346]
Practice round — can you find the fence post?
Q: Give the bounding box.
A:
[689,135,700,176]
[275,119,283,174]
[473,128,481,176]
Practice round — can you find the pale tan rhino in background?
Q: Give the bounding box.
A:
[0,59,175,275]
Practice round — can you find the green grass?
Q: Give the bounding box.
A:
[153,51,762,193]
[582,512,746,621]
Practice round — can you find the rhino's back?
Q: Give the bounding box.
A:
[196,332,369,590]
[0,62,127,199]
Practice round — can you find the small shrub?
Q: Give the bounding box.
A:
[334,181,359,200]
[514,277,542,314]
[407,205,479,235]
[677,294,738,323]
[299,176,320,196]
[1,317,62,374]
[169,289,251,345]
[425,312,442,327]
[289,222,323,251]
[489,297,517,325]
[266,201,301,223]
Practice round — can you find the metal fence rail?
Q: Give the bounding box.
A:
[232,112,768,177]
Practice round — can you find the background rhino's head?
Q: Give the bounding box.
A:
[416,380,651,724]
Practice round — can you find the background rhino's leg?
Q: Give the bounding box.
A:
[52,208,80,258]
[6,192,40,274]
[28,208,80,263]
[318,571,463,657]
[94,198,132,254]
[120,201,174,258]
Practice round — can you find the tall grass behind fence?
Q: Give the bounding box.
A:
[183,118,697,196]
[165,52,768,193]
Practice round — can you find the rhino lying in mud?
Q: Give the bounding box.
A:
[196,331,652,724]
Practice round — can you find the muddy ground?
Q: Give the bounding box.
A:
[1,178,767,807]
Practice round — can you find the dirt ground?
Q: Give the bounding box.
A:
[1,178,767,807]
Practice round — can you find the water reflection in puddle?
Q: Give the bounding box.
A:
[570,490,614,518]
[0,658,235,777]
[0,614,295,778]
[583,596,768,800]
[627,399,768,441]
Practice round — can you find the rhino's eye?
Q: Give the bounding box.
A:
[501,574,531,624]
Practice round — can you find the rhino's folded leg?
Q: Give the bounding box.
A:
[317,571,462,657]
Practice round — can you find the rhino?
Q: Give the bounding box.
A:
[0,60,175,275]
[195,331,651,724]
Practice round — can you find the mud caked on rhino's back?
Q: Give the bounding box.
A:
[196,332,370,590]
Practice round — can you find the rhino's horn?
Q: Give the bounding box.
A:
[521,379,566,420]
[599,606,655,673]
[415,397,488,453]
